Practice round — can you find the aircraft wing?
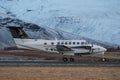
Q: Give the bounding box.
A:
[56,45,73,53]
[56,45,74,55]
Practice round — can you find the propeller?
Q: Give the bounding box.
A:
[89,43,94,54]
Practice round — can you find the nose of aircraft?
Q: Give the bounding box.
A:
[92,44,107,52]
[102,47,107,52]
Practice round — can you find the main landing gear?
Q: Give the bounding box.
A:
[62,56,75,62]
[99,52,108,62]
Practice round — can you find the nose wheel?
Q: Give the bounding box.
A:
[101,52,107,62]
[102,58,106,62]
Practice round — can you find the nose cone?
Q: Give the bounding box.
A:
[101,47,107,52]
[92,44,107,52]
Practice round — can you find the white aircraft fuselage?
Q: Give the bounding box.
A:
[14,38,107,56]
[7,26,107,57]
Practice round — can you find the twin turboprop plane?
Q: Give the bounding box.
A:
[7,26,107,62]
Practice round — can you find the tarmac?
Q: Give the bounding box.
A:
[0,50,120,67]
[0,60,120,67]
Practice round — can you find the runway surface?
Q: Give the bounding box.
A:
[0,60,120,67]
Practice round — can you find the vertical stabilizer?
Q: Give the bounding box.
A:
[7,26,29,39]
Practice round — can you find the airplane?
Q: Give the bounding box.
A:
[7,26,107,62]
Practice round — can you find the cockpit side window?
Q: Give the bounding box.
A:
[81,42,85,45]
[85,42,88,45]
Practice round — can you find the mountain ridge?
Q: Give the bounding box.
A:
[0,0,120,48]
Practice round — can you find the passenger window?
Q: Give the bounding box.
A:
[51,48,53,51]
[73,42,75,45]
[44,43,47,45]
[51,42,54,45]
[69,42,71,45]
[65,42,67,45]
[61,42,64,45]
[77,42,79,45]
[57,42,60,45]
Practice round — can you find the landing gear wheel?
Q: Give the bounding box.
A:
[70,58,74,62]
[102,58,105,62]
[63,57,68,62]
[101,58,108,62]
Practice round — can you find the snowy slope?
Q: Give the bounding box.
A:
[0,17,84,49]
[0,17,66,48]
[0,0,120,45]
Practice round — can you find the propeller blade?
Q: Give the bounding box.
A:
[91,43,93,47]
[89,44,94,53]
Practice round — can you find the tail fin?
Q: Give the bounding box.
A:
[7,26,29,39]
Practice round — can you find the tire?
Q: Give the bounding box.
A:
[101,58,108,62]
[63,57,68,62]
[70,58,74,62]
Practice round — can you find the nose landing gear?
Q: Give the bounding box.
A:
[101,52,108,62]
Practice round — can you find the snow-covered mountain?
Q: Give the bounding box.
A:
[0,17,72,48]
[0,17,88,49]
[0,0,120,48]
[0,17,117,49]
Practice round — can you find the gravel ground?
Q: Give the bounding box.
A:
[0,67,119,80]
